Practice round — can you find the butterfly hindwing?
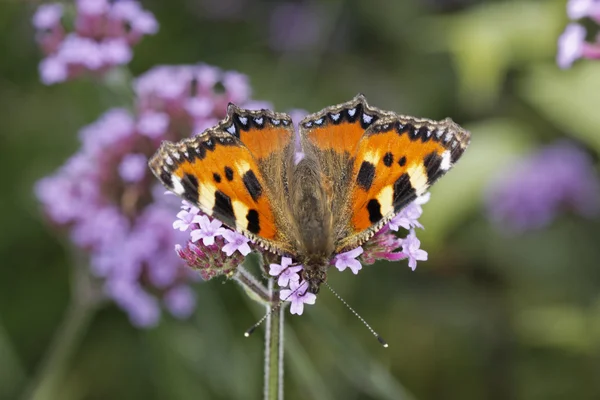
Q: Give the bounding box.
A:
[148,106,297,254]
[334,115,471,252]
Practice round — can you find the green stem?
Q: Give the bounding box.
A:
[23,254,103,400]
[24,298,96,400]
[264,279,284,400]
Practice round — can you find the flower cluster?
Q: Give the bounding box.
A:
[33,0,158,84]
[486,140,600,232]
[557,0,600,68]
[36,64,260,326]
[175,188,431,316]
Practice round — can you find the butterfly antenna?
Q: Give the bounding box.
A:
[323,281,388,348]
[244,281,306,337]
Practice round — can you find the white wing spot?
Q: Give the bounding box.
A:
[440,150,452,171]
[166,156,174,166]
[226,125,236,135]
[239,116,248,125]
[362,114,373,124]
[271,119,281,125]
[444,132,452,142]
[331,113,341,121]
[171,175,185,195]
[348,108,357,117]
[315,118,324,125]
[254,117,264,125]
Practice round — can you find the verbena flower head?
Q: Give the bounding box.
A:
[32,0,158,84]
[36,63,259,326]
[486,140,600,232]
[173,191,431,315]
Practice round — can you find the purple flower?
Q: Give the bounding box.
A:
[567,0,600,21]
[334,247,364,274]
[164,285,196,318]
[33,0,158,85]
[400,230,428,271]
[173,206,200,231]
[221,230,252,256]
[486,140,600,232]
[557,23,586,68]
[269,257,303,287]
[269,3,323,53]
[33,4,63,30]
[280,280,316,315]
[118,153,147,182]
[39,56,67,84]
[137,111,170,139]
[190,215,223,246]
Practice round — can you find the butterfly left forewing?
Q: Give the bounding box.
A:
[334,115,471,252]
[148,119,297,255]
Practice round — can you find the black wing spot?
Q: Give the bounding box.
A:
[367,199,383,223]
[392,173,416,212]
[213,190,235,224]
[182,173,199,204]
[424,152,443,185]
[246,209,260,234]
[160,171,173,189]
[224,166,234,181]
[356,161,376,191]
[213,173,222,183]
[242,170,263,201]
[383,152,394,167]
[398,156,407,167]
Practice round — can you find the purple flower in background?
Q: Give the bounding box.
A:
[486,140,600,232]
[35,61,269,326]
[557,24,587,68]
[269,3,323,52]
[32,1,158,84]
[558,2,600,68]
[280,280,316,315]
[568,0,600,21]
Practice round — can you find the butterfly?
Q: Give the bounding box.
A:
[149,94,470,294]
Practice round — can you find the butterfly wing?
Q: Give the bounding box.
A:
[335,114,471,252]
[298,94,393,239]
[148,105,297,254]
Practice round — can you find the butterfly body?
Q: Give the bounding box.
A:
[149,94,470,293]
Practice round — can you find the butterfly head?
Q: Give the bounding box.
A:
[301,267,327,294]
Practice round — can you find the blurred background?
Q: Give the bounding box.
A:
[2,0,600,399]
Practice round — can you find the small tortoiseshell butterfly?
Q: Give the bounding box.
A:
[149,94,471,293]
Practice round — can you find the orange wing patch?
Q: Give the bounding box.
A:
[221,105,294,160]
[335,116,470,252]
[299,94,393,155]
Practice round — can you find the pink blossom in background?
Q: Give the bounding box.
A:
[35,62,264,326]
[33,0,158,84]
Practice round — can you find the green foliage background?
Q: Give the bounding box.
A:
[1,0,600,399]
